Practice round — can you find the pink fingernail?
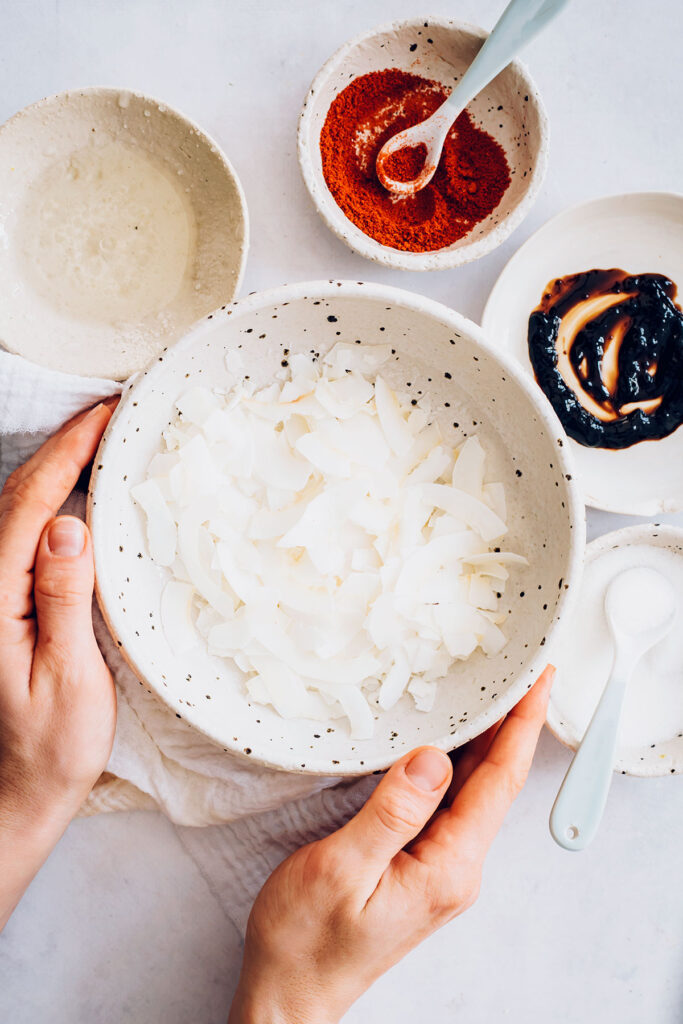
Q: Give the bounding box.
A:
[48,517,86,557]
[405,749,451,792]
[83,403,104,421]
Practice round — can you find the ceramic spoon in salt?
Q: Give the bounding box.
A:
[376,0,570,196]
[549,567,677,852]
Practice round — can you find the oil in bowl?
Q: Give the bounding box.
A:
[0,88,248,379]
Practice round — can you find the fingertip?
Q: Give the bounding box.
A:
[70,396,118,433]
[404,746,452,793]
[538,663,556,694]
[45,516,88,558]
[508,665,556,728]
[57,401,115,469]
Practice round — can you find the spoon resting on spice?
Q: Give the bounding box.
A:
[549,567,677,851]
[376,0,570,196]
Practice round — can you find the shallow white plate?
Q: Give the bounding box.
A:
[547,524,683,777]
[298,17,548,271]
[482,192,683,515]
[0,88,249,380]
[89,281,584,775]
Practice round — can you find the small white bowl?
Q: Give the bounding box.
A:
[547,524,683,777]
[89,281,583,775]
[482,192,683,516]
[298,17,548,271]
[0,87,249,380]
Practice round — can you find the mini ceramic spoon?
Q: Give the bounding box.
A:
[550,567,677,851]
[376,0,570,196]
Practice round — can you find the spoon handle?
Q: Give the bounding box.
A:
[443,0,571,117]
[549,657,631,851]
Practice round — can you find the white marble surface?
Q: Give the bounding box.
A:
[1,0,682,1021]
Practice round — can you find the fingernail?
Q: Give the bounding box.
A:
[405,749,451,792]
[48,517,86,557]
[83,403,104,422]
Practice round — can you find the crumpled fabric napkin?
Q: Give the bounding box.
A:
[0,350,375,837]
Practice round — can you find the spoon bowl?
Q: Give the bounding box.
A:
[605,567,677,649]
[375,116,447,197]
[299,17,549,270]
[376,0,570,196]
[550,565,677,851]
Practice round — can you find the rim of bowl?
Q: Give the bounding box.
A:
[89,279,585,775]
[481,189,683,517]
[297,17,549,272]
[546,522,683,777]
[0,85,250,304]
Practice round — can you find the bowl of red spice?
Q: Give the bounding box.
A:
[298,17,548,270]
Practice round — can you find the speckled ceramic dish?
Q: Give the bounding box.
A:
[482,192,683,515]
[89,281,583,774]
[298,17,548,271]
[0,87,248,379]
[548,524,683,777]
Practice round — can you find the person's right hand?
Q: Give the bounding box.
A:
[0,399,118,930]
[229,666,554,1024]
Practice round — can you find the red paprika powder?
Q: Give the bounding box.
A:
[383,143,429,184]
[319,69,511,253]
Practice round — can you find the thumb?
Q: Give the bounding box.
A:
[335,746,453,878]
[34,516,96,653]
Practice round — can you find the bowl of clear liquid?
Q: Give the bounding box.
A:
[0,87,249,379]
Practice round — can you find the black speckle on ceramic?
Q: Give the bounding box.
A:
[297,17,548,270]
[0,88,249,380]
[547,523,683,778]
[89,281,582,777]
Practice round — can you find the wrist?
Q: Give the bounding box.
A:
[229,977,339,1024]
[0,760,85,839]
[0,782,76,932]
[0,762,87,883]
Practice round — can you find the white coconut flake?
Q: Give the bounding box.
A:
[374,375,414,455]
[160,580,198,655]
[133,345,525,737]
[131,478,177,566]
[452,435,486,496]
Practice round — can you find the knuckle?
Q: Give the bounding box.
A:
[374,789,423,838]
[8,475,37,506]
[308,841,347,886]
[506,764,530,798]
[35,570,87,607]
[298,841,358,914]
[458,872,482,912]
[5,474,49,515]
[2,466,23,496]
[428,868,481,920]
[305,843,342,884]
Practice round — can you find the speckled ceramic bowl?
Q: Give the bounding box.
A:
[298,17,548,271]
[548,524,683,777]
[0,87,249,379]
[89,281,583,774]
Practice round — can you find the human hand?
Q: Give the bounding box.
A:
[229,666,555,1024]
[0,399,118,929]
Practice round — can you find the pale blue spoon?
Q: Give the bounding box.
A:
[550,567,677,852]
[376,0,571,195]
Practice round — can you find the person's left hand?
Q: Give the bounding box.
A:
[229,667,554,1024]
[0,399,118,929]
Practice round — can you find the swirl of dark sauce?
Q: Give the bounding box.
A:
[528,269,683,449]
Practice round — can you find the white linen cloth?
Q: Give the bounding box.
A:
[0,350,377,929]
